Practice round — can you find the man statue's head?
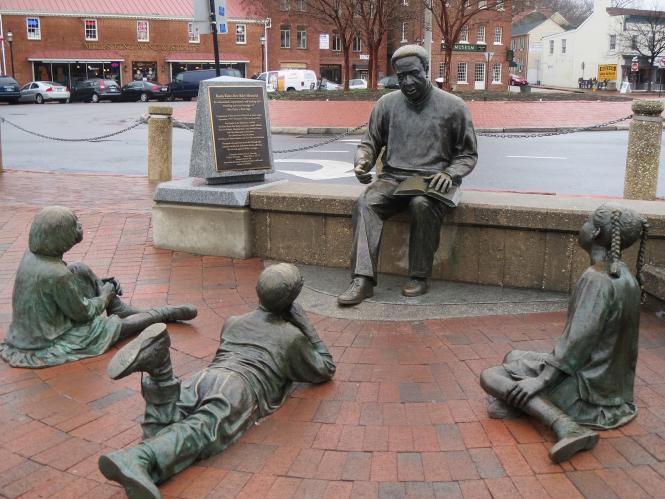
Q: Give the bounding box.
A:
[391,44,430,103]
[256,263,304,314]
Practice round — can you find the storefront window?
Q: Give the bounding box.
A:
[33,61,122,89]
[86,63,102,79]
[132,61,157,81]
[170,62,246,81]
[137,21,149,42]
[34,63,51,81]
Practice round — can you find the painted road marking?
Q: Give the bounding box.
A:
[306,150,349,153]
[507,155,567,159]
[275,159,356,180]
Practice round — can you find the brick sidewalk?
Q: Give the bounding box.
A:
[2,170,665,498]
[173,100,635,130]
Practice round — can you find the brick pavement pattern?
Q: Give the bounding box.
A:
[173,100,635,130]
[1,169,665,498]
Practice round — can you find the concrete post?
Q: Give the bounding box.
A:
[0,119,3,173]
[624,99,664,200]
[147,106,173,182]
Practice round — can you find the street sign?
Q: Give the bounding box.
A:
[193,0,212,34]
[598,64,617,80]
[631,62,639,72]
[216,0,228,34]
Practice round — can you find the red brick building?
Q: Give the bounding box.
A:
[0,0,389,88]
[402,1,513,91]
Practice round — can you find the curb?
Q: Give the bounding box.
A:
[270,124,634,135]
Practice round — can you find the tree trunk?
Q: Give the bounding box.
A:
[371,45,380,89]
[343,45,351,90]
[443,45,454,91]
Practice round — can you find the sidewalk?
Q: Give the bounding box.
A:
[2,169,665,498]
[173,99,637,132]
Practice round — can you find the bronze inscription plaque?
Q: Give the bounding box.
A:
[208,86,271,172]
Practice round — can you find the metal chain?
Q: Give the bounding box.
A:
[172,119,194,132]
[476,114,634,138]
[0,115,148,142]
[273,123,367,153]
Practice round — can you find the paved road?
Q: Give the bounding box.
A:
[2,101,665,197]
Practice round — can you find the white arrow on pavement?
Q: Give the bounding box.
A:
[275,158,356,180]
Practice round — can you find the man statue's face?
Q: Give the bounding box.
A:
[394,56,428,102]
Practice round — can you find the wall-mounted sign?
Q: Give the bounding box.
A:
[445,43,486,52]
[359,54,370,60]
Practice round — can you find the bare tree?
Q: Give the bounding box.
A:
[512,0,592,27]
[615,2,665,90]
[354,0,414,89]
[241,0,357,89]
[426,0,508,91]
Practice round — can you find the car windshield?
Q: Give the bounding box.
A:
[0,77,17,85]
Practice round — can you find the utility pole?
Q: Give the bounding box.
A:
[209,0,221,76]
[424,0,433,80]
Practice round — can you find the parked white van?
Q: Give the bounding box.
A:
[257,70,318,92]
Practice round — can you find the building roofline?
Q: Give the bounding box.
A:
[0,10,267,23]
[606,7,665,18]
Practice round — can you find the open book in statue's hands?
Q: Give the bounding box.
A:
[393,175,462,208]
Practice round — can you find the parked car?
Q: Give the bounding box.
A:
[349,78,368,90]
[509,74,529,86]
[378,75,399,89]
[70,78,121,102]
[0,76,21,104]
[167,68,243,101]
[256,70,318,92]
[319,79,342,91]
[19,81,70,104]
[121,81,169,102]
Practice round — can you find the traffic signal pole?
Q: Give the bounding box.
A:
[209,0,221,77]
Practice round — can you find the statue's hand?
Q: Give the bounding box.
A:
[354,160,373,184]
[506,378,546,408]
[428,172,453,193]
[287,302,319,341]
[102,277,122,296]
[100,282,117,306]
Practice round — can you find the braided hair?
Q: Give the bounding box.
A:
[591,205,648,288]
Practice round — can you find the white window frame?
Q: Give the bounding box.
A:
[549,39,554,54]
[26,17,41,40]
[401,22,408,43]
[296,26,307,49]
[458,26,469,43]
[280,0,290,11]
[478,0,487,9]
[188,22,200,43]
[561,38,566,54]
[492,62,501,83]
[235,24,247,44]
[281,25,291,48]
[477,25,485,44]
[332,33,341,51]
[353,34,362,52]
[609,34,617,50]
[84,18,98,41]
[496,1,505,11]
[457,62,467,83]
[493,26,502,45]
[438,62,445,79]
[137,20,149,42]
[295,0,306,11]
[474,62,485,83]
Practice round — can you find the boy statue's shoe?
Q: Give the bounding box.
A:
[337,276,374,306]
[402,278,429,297]
[99,449,160,499]
[108,323,171,380]
[154,305,198,322]
[549,427,599,463]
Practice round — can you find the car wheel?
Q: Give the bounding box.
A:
[91,93,100,103]
[35,94,45,104]
[60,99,69,104]
[166,94,175,102]
[183,96,192,101]
[140,92,149,102]
[9,99,19,105]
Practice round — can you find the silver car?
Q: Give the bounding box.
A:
[19,81,70,104]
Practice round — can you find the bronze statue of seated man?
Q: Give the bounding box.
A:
[480,205,648,463]
[0,206,197,368]
[98,263,336,498]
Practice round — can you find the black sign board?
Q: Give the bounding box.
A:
[208,85,271,172]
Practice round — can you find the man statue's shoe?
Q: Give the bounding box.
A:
[402,278,429,297]
[99,449,160,499]
[549,427,599,463]
[108,323,171,380]
[338,276,374,306]
[153,304,198,322]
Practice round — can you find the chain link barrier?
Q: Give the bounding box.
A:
[476,114,634,138]
[0,113,635,149]
[0,115,148,142]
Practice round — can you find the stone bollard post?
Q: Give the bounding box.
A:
[0,119,3,173]
[148,106,173,182]
[624,99,664,200]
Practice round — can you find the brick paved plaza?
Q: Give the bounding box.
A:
[1,169,665,498]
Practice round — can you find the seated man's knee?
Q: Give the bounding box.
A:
[480,366,510,397]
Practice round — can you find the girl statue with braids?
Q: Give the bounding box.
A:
[480,204,648,463]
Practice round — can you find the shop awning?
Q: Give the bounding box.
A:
[27,50,124,62]
[165,52,249,63]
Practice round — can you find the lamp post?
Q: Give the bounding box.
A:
[260,35,266,73]
[483,51,494,92]
[6,30,14,78]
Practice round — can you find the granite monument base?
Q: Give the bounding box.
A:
[152,177,285,259]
